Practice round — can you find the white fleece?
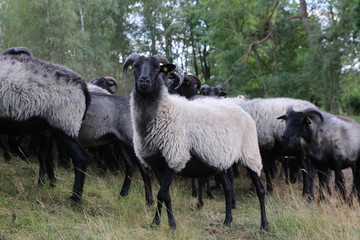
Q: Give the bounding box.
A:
[0,56,87,137]
[131,87,263,176]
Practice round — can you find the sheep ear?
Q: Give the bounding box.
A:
[277,114,288,121]
[160,64,176,73]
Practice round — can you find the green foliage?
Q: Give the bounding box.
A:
[0,0,360,110]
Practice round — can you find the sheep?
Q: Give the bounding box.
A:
[41,75,154,205]
[199,84,227,98]
[166,76,237,207]
[0,52,91,202]
[77,91,154,205]
[88,76,119,94]
[0,47,33,163]
[166,72,201,99]
[123,54,268,231]
[278,108,360,201]
[235,98,318,198]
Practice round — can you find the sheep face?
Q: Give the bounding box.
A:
[166,73,200,99]
[278,108,323,152]
[199,85,227,98]
[132,56,175,94]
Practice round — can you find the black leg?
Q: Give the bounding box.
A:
[58,134,89,203]
[197,178,204,209]
[191,178,197,197]
[151,166,176,230]
[354,162,360,201]
[218,171,233,227]
[117,142,135,197]
[334,169,347,201]
[128,145,154,205]
[246,167,269,231]
[205,178,214,199]
[318,170,331,201]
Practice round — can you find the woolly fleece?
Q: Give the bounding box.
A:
[0,55,88,137]
[131,87,263,176]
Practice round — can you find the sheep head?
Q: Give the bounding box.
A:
[91,76,118,94]
[123,54,176,94]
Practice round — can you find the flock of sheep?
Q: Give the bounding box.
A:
[1,48,360,233]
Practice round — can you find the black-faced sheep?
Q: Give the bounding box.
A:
[123,54,268,231]
[238,98,318,195]
[0,53,90,202]
[199,84,227,98]
[278,108,360,201]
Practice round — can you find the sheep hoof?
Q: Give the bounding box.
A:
[223,218,232,227]
[261,221,270,232]
[146,198,154,206]
[69,195,82,204]
[197,202,204,209]
[150,222,159,229]
[169,223,176,231]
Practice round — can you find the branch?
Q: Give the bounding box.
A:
[242,16,302,62]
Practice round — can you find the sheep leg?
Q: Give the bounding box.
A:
[218,171,233,227]
[128,146,154,205]
[354,162,360,201]
[36,132,58,188]
[117,142,135,197]
[300,157,315,201]
[0,135,12,162]
[205,178,214,199]
[246,167,269,231]
[226,167,236,209]
[334,169,347,201]
[318,170,331,201]
[191,178,197,197]
[197,179,204,209]
[261,151,274,193]
[151,167,176,230]
[58,134,89,203]
[56,141,71,171]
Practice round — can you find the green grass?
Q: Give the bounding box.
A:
[0,157,359,240]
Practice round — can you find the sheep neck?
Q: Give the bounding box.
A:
[132,85,166,135]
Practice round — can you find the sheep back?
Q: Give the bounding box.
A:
[0,55,89,137]
[131,87,263,176]
[239,98,316,150]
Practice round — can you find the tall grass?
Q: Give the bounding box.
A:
[0,157,359,240]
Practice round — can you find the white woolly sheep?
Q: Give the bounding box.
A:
[123,54,269,231]
[0,52,90,202]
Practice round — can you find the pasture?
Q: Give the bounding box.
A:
[0,155,359,240]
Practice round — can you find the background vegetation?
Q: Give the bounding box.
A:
[1,0,360,113]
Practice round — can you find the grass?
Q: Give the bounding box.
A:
[0,157,359,240]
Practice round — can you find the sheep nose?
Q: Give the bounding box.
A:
[139,76,150,84]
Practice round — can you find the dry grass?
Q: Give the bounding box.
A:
[0,157,359,240]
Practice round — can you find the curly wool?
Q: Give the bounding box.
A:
[131,87,263,176]
[0,55,88,137]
